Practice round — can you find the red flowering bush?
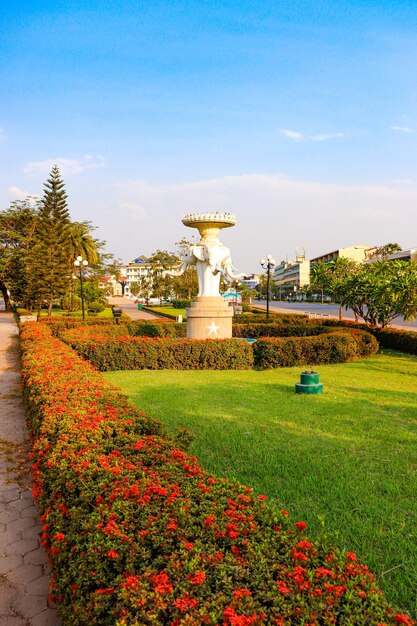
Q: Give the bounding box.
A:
[60,329,253,371]
[252,330,379,368]
[19,322,414,625]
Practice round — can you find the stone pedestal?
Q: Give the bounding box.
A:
[186,296,233,339]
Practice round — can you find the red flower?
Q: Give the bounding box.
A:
[346,551,357,561]
[233,588,252,599]
[188,571,206,585]
[106,549,119,559]
[394,615,414,625]
[277,581,291,595]
[173,595,198,611]
[295,521,307,531]
[257,494,267,501]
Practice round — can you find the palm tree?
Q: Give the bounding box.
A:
[68,221,99,265]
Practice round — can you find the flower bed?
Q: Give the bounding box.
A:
[253,330,379,368]
[20,322,413,625]
[60,329,253,371]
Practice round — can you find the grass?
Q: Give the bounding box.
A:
[104,350,417,617]
[144,305,187,319]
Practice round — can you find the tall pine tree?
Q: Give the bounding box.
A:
[30,166,71,316]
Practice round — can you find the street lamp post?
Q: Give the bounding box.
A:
[260,254,276,319]
[74,255,89,322]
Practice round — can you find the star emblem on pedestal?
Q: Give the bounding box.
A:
[207,320,220,337]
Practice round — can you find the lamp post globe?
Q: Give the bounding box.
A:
[74,256,89,322]
[260,254,276,319]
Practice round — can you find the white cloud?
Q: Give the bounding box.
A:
[390,125,414,134]
[311,132,344,141]
[23,154,106,176]
[280,129,305,141]
[280,129,344,142]
[117,201,147,222]
[7,186,32,199]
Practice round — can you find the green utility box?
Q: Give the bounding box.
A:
[295,371,323,394]
[137,303,143,310]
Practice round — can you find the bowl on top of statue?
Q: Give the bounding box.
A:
[182,212,237,238]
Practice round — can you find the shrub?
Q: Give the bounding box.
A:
[253,330,379,368]
[19,322,411,626]
[172,299,191,308]
[322,320,417,356]
[233,323,332,338]
[60,331,254,371]
[88,300,106,313]
[233,312,308,324]
[127,320,186,338]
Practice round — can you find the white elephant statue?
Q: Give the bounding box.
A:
[165,241,244,297]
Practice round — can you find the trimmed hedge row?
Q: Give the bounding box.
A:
[127,320,186,338]
[321,320,417,356]
[60,324,378,370]
[253,330,379,368]
[20,322,412,626]
[233,312,308,324]
[61,330,254,371]
[233,323,332,338]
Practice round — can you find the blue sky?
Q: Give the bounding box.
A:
[1,0,417,271]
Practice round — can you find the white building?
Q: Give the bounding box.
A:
[273,255,310,299]
[124,255,153,297]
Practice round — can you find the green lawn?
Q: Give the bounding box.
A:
[104,351,417,617]
[144,305,187,319]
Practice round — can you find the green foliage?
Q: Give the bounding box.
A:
[253,330,379,368]
[127,320,186,338]
[0,198,40,309]
[29,166,72,315]
[233,322,331,338]
[88,300,105,313]
[341,260,417,327]
[172,299,191,308]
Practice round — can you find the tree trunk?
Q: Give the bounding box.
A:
[339,304,342,320]
[0,283,11,311]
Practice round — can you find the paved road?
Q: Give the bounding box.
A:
[0,312,60,625]
[253,300,417,331]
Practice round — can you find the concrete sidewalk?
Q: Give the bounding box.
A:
[0,312,60,625]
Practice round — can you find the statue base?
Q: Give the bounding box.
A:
[186,296,233,339]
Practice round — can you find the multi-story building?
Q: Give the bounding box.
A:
[124,255,153,297]
[240,273,261,290]
[310,245,373,266]
[273,255,310,299]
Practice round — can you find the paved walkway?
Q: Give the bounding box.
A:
[0,312,60,625]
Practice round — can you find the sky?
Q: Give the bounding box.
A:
[1,0,417,273]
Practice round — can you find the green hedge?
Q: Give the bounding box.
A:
[253,330,379,368]
[233,312,308,324]
[127,320,186,338]
[61,330,254,371]
[19,322,412,626]
[233,323,332,338]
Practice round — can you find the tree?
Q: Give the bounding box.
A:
[310,258,359,319]
[148,249,178,304]
[169,239,198,300]
[0,198,40,310]
[29,166,72,317]
[342,260,417,327]
[372,242,402,259]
